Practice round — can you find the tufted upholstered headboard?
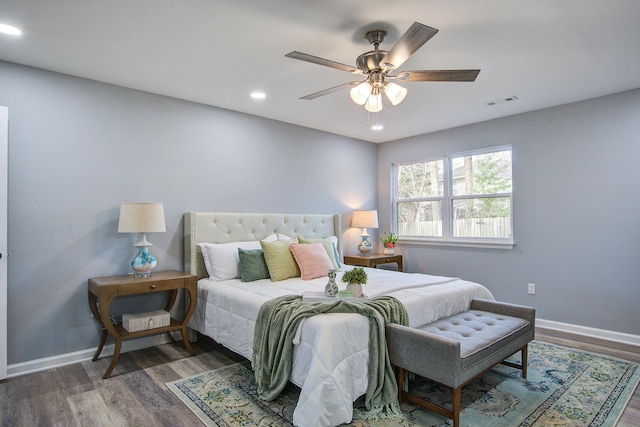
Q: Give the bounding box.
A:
[184,212,343,280]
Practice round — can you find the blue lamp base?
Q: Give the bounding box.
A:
[130,233,158,277]
[358,231,373,256]
[131,246,157,277]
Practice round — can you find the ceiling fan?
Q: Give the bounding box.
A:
[285,22,480,113]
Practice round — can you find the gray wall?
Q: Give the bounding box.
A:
[3,58,639,367]
[378,89,640,335]
[0,61,378,364]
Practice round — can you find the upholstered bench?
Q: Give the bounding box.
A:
[386,299,535,427]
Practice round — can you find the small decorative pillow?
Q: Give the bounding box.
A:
[298,236,340,270]
[260,237,300,281]
[290,242,334,280]
[198,241,261,281]
[238,248,270,282]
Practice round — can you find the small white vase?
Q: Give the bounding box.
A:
[383,247,395,255]
[325,270,338,297]
[346,282,363,298]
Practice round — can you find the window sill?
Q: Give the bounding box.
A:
[399,237,514,250]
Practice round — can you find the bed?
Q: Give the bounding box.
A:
[183,211,495,427]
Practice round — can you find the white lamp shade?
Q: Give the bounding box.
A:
[351,210,379,229]
[118,203,166,233]
[350,82,372,105]
[384,82,407,105]
[365,92,383,112]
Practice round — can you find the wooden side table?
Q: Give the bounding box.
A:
[343,253,403,272]
[88,270,197,378]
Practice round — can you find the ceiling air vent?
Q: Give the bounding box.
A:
[487,96,519,106]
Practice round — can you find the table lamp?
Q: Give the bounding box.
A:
[351,210,378,255]
[118,202,166,277]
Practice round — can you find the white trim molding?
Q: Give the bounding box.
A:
[537,318,640,348]
[400,236,514,250]
[0,106,8,380]
[7,335,172,378]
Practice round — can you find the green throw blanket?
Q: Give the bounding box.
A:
[252,294,409,420]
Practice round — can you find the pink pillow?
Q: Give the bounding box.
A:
[290,243,334,280]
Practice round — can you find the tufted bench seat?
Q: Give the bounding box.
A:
[386,299,535,427]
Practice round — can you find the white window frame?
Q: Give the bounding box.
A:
[392,145,514,249]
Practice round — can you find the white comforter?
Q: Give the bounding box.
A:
[188,267,494,427]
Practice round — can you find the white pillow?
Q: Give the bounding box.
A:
[329,235,340,257]
[198,241,261,281]
[261,233,293,242]
[261,233,279,243]
[279,234,294,240]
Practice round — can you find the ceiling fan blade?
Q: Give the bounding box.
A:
[286,51,362,74]
[299,81,361,100]
[381,22,438,71]
[396,69,481,82]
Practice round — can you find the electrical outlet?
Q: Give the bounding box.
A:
[528,283,536,295]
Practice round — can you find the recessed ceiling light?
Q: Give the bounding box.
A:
[0,23,23,36]
[250,92,266,100]
[371,124,384,131]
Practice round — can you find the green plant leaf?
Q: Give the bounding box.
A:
[341,267,367,285]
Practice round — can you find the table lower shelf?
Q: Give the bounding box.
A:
[94,317,194,379]
[113,317,183,339]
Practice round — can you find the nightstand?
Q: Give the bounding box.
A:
[343,253,403,272]
[88,270,197,378]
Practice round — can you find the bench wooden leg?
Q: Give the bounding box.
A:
[501,344,529,378]
[452,386,461,427]
[398,372,456,424]
[394,345,528,427]
[396,367,405,404]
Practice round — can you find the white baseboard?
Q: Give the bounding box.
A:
[7,335,172,378]
[537,318,640,347]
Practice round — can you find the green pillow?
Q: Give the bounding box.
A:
[298,236,340,270]
[260,237,300,281]
[238,248,270,282]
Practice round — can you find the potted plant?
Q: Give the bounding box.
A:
[380,232,398,255]
[341,267,367,298]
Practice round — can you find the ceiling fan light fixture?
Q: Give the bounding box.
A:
[365,91,383,113]
[287,22,480,116]
[384,82,407,106]
[350,82,372,105]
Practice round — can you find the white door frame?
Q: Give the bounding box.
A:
[0,106,7,379]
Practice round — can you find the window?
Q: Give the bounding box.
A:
[393,146,513,247]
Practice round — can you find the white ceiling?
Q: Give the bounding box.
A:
[1,1,639,143]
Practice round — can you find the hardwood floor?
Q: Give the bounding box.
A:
[0,329,638,426]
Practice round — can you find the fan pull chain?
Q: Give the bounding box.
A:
[366,111,382,131]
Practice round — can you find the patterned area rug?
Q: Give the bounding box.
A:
[167,341,639,426]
